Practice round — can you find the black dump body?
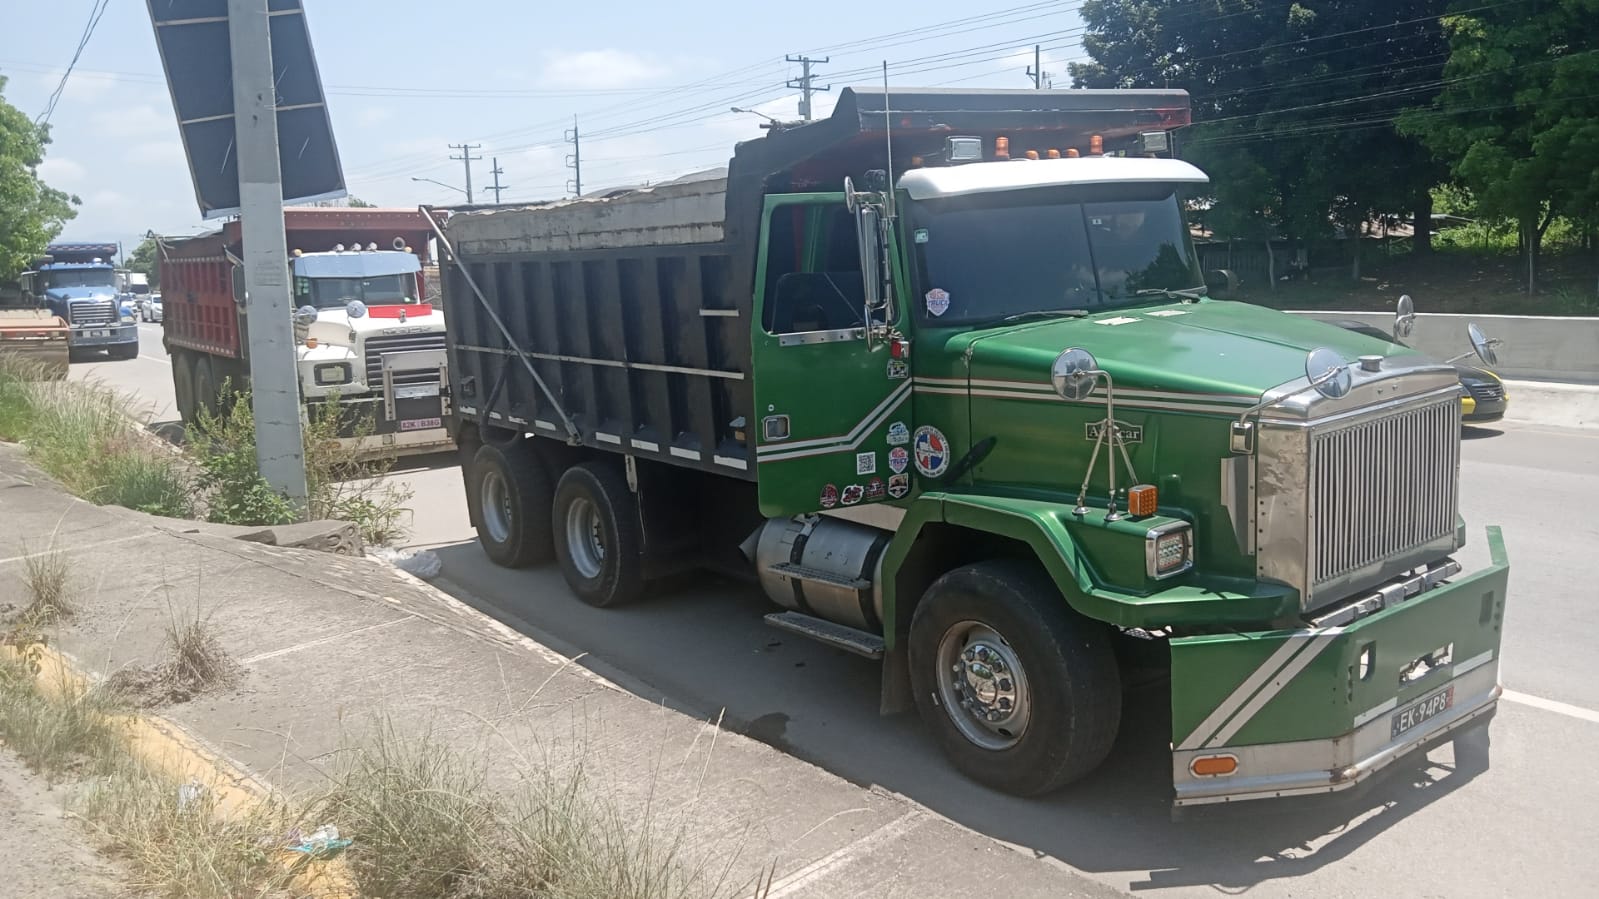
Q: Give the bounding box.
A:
[438,86,1189,480]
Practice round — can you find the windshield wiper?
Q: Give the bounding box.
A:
[1133,286,1208,302]
[998,308,1091,324]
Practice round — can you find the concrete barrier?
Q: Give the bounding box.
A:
[1288,310,1599,384]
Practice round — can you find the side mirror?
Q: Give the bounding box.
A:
[854,203,884,314]
[231,266,245,305]
[1467,322,1501,367]
[1395,294,1416,339]
[293,305,319,327]
[1051,348,1100,400]
[1204,268,1239,297]
[1306,347,1353,399]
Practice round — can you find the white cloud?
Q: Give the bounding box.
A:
[356,106,394,127]
[538,50,668,90]
[128,140,186,167]
[91,104,174,140]
[36,157,87,189]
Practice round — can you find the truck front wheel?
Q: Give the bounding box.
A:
[552,462,644,608]
[908,560,1121,796]
[172,351,196,425]
[469,441,555,568]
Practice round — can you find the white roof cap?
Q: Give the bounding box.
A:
[899,156,1209,201]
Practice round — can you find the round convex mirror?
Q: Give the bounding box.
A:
[1305,347,1352,399]
[1395,294,1416,339]
[293,305,318,326]
[1051,347,1100,400]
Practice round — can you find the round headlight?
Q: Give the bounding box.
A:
[346,300,367,319]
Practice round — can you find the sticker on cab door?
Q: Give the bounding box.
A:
[913,425,950,478]
[888,446,909,474]
[925,288,950,317]
[865,478,885,501]
[856,452,877,475]
[819,484,838,509]
[886,421,909,445]
[886,359,909,380]
[841,484,864,506]
[887,473,910,499]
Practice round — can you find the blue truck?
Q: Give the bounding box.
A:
[19,242,140,361]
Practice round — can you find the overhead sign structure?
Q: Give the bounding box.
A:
[145,0,345,219]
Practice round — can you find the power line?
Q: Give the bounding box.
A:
[448,142,481,204]
[36,0,112,126]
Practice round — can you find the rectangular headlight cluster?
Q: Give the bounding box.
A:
[1146,523,1194,579]
[313,363,352,386]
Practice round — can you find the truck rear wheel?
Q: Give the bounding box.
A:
[469,441,555,568]
[552,461,644,608]
[908,559,1121,796]
[172,351,196,425]
[191,356,218,422]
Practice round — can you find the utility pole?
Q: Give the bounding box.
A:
[448,142,480,204]
[786,54,830,122]
[564,118,582,197]
[228,0,307,508]
[1027,44,1053,90]
[486,157,507,204]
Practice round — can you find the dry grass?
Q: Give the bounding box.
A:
[14,542,76,628]
[105,597,239,709]
[0,650,123,780]
[76,756,298,899]
[309,718,754,899]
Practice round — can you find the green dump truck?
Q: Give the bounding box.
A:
[432,87,1510,811]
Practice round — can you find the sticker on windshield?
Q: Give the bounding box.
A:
[1146,309,1189,317]
[925,288,950,317]
[913,228,929,244]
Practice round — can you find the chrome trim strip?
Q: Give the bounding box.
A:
[777,327,864,347]
[1454,649,1495,677]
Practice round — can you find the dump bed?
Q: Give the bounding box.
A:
[441,169,752,478]
[440,86,1191,482]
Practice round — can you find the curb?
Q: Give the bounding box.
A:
[1,642,356,897]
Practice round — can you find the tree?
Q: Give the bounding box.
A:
[1071,1,1450,257]
[0,75,79,281]
[126,236,160,290]
[1398,0,1599,294]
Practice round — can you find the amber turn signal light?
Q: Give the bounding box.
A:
[1190,754,1238,777]
[1127,484,1158,517]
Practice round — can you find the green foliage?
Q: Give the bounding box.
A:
[0,75,80,281]
[1397,0,1599,293]
[125,237,161,290]
[189,395,297,527]
[1072,1,1449,243]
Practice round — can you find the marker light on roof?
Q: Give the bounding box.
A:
[334,243,345,252]
[1066,148,1080,158]
[994,136,1010,160]
[1024,149,1039,160]
[1047,148,1061,159]
[1089,134,1104,156]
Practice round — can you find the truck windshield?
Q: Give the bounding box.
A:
[308,274,418,308]
[910,187,1202,325]
[43,270,117,290]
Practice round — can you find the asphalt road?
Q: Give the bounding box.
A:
[77,324,1599,898]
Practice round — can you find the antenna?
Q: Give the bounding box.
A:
[882,60,894,220]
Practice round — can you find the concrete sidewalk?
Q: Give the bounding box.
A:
[0,442,1117,899]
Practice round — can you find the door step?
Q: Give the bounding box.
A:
[767,562,872,592]
[764,611,885,660]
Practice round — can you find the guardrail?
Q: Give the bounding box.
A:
[1289,310,1599,384]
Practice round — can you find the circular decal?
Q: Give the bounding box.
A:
[913,425,950,478]
[819,484,838,509]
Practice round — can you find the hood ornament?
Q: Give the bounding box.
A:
[398,308,407,323]
[1054,348,1141,521]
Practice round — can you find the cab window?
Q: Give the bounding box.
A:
[761,201,865,335]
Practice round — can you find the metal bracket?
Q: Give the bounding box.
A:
[378,348,446,421]
[624,454,638,493]
[419,205,581,444]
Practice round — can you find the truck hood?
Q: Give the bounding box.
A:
[304,306,444,349]
[46,287,116,303]
[959,299,1424,402]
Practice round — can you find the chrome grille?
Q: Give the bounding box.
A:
[1309,398,1460,590]
[68,300,116,326]
[1466,381,1504,401]
[364,332,446,388]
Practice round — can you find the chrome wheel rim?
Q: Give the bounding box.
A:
[564,496,605,579]
[479,468,512,544]
[934,620,1031,751]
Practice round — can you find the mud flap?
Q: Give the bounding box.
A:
[1168,528,1509,807]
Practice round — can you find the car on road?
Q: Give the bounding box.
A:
[138,292,163,323]
[1329,318,1508,423]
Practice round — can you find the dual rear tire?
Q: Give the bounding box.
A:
[469,440,644,608]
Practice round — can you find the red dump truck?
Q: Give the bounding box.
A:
[160,207,452,457]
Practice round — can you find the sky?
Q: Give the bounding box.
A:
[2,0,1085,258]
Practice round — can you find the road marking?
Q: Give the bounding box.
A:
[763,809,924,898]
[1502,689,1599,725]
[139,353,171,365]
[239,615,419,665]
[0,532,157,567]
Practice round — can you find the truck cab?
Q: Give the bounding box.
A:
[290,243,451,456]
[20,243,140,360]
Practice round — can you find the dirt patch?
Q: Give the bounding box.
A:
[103,654,240,710]
[0,743,131,898]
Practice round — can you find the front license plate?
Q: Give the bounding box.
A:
[1391,685,1455,738]
[86,329,108,338]
[400,417,442,432]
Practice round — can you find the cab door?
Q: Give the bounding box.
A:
[752,193,909,517]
